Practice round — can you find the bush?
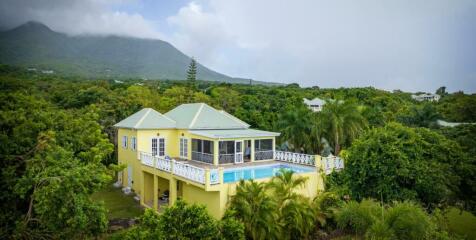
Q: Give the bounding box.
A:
[158,200,219,239]
[334,199,381,235]
[365,221,396,240]
[218,210,245,240]
[384,202,433,240]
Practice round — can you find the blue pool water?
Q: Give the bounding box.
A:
[223,164,314,183]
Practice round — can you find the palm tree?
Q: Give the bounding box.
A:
[277,106,314,153]
[268,169,315,239]
[229,180,278,240]
[319,100,367,155]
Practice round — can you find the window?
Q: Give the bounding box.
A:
[152,138,157,156]
[219,141,235,154]
[192,139,214,154]
[152,138,165,156]
[122,136,128,149]
[180,138,188,158]
[191,138,214,164]
[131,137,137,151]
[255,139,273,151]
[158,138,165,157]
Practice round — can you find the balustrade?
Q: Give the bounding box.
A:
[192,151,214,164]
[219,154,235,164]
[321,156,344,174]
[140,152,212,185]
[275,151,315,166]
[254,150,274,160]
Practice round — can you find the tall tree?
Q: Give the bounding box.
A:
[320,100,367,155]
[436,86,446,95]
[187,57,197,81]
[277,105,315,153]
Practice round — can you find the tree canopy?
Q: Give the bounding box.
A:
[333,122,475,212]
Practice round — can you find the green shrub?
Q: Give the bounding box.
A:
[158,200,219,239]
[218,210,245,240]
[365,221,396,240]
[334,199,380,234]
[384,202,433,240]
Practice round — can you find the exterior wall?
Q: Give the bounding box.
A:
[137,129,180,158]
[117,128,142,192]
[182,184,222,218]
[143,172,154,205]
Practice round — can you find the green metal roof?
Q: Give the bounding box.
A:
[189,129,280,139]
[165,103,250,129]
[114,108,176,129]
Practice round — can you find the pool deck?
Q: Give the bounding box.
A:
[177,159,313,170]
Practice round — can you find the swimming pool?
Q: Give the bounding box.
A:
[223,164,314,183]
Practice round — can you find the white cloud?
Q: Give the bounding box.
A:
[0,0,163,39]
[1,0,475,92]
[164,2,236,72]
[164,0,476,92]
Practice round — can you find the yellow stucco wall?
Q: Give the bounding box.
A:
[117,128,142,193]
[182,183,222,218]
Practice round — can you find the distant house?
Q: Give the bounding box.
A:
[303,97,326,112]
[411,93,440,102]
[41,70,54,74]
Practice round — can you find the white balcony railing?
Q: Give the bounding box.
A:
[275,151,315,166]
[255,150,274,160]
[321,156,344,174]
[140,152,211,184]
[173,160,206,184]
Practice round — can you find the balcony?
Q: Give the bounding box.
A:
[140,152,220,186]
[139,150,344,186]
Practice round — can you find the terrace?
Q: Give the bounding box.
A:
[139,150,344,186]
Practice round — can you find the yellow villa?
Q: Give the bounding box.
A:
[114,103,343,218]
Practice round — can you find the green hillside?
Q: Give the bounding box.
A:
[0,21,257,83]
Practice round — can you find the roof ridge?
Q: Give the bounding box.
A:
[134,108,151,128]
[189,103,205,128]
[219,109,250,127]
[159,111,177,123]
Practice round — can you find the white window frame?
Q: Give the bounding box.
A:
[158,138,165,157]
[180,138,188,158]
[152,137,165,157]
[122,136,128,149]
[131,137,137,151]
[151,137,158,156]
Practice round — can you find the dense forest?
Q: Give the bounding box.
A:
[1,64,475,239]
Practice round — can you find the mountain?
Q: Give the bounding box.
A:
[0,21,259,84]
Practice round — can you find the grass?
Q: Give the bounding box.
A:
[446,208,476,239]
[92,185,144,220]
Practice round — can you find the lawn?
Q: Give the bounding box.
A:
[446,208,476,239]
[92,185,144,219]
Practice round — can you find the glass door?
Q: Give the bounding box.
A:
[235,141,243,164]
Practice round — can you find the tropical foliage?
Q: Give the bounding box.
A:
[1,65,475,239]
[332,122,475,211]
[334,200,436,240]
[112,200,244,240]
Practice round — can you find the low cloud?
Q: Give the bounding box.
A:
[0,0,163,39]
[1,0,475,92]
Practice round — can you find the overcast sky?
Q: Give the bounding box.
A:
[1,0,475,93]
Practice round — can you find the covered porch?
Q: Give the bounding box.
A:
[188,129,280,166]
